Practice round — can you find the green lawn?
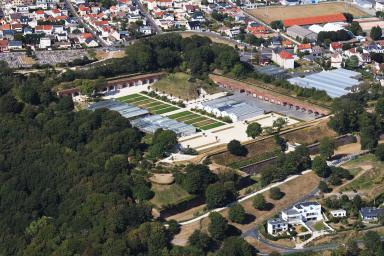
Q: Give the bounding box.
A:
[341,154,384,192]
[152,72,220,100]
[117,93,179,114]
[117,94,225,130]
[150,183,194,209]
[313,221,326,231]
[168,111,192,119]
[200,122,225,130]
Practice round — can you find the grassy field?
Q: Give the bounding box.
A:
[152,73,220,100]
[247,2,369,24]
[340,154,384,198]
[150,183,193,209]
[117,93,179,114]
[168,111,225,131]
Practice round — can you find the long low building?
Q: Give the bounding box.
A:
[198,95,264,122]
[288,68,361,98]
[88,100,149,119]
[131,115,196,137]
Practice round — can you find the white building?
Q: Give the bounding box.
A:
[330,209,347,218]
[267,218,289,235]
[39,37,51,49]
[272,49,295,69]
[282,202,323,224]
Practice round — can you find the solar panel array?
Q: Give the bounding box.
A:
[201,95,264,121]
[131,115,196,137]
[88,100,149,119]
[288,68,361,98]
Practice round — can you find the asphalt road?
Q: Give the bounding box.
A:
[134,0,162,34]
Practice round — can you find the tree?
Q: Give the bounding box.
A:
[232,63,247,78]
[227,140,247,156]
[318,181,330,193]
[272,117,286,131]
[149,129,178,158]
[371,25,382,40]
[375,97,384,117]
[269,187,284,200]
[319,137,335,160]
[188,230,212,252]
[217,237,253,256]
[246,122,262,139]
[343,13,354,23]
[270,20,283,30]
[274,134,287,152]
[328,98,364,134]
[178,164,216,195]
[359,112,379,150]
[362,231,383,256]
[252,194,266,210]
[228,204,246,224]
[344,55,359,69]
[0,95,23,114]
[375,144,384,161]
[56,96,74,112]
[208,212,228,240]
[349,21,362,36]
[205,182,236,209]
[312,156,330,178]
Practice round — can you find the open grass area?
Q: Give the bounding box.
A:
[247,2,369,24]
[117,93,179,114]
[168,110,225,131]
[283,119,336,145]
[340,154,384,197]
[152,72,220,100]
[313,221,327,231]
[150,183,193,209]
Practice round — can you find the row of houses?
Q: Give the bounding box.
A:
[0,2,100,51]
[267,201,384,236]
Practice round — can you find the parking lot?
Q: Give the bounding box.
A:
[0,52,34,68]
[35,49,87,65]
[0,49,89,68]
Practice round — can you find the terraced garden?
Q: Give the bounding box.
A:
[167,111,225,131]
[117,93,179,114]
[117,94,225,131]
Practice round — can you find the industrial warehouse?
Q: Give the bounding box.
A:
[288,68,361,98]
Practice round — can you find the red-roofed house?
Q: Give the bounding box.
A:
[330,42,343,52]
[35,25,53,34]
[272,49,294,69]
[283,13,346,27]
[0,39,8,52]
[282,40,294,48]
[295,43,312,53]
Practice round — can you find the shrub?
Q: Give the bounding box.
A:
[269,187,284,200]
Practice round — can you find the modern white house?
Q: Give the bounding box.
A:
[330,209,347,218]
[267,218,289,235]
[282,202,323,224]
